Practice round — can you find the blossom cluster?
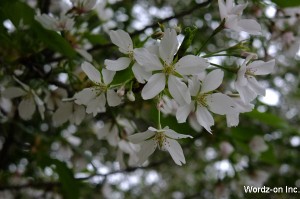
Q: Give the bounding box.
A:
[2,0,275,166]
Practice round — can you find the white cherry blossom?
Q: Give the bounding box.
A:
[134,28,209,105]
[74,62,121,116]
[70,0,97,13]
[35,13,75,31]
[235,56,275,104]
[52,102,86,126]
[128,126,193,166]
[225,96,254,127]
[218,0,261,35]
[3,78,45,121]
[176,69,235,133]
[104,29,151,83]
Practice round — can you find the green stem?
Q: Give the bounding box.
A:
[196,19,225,56]
[210,62,238,73]
[158,108,162,130]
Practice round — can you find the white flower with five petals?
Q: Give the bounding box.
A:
[235,56,275,104]
[3,78,45,120]
[128,126,193,166]
[35,13,75,31]
[70,0,97,13]
[74,62,121,116]
[218,0,261,35]
[134,28,209,105]
[176,69,235,133]
[104,29,151,83]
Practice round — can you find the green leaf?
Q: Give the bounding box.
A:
[110,67,134,85]
[176,26,198,58]
[33,25,77,58]
[0,1,76,58]
[39,157,80,199]
[271,0,300,8]
[245,110,288,129]
[230,127,260,141]
[259,146,277,164]
[52,159,80,199]
[84,33,109,45]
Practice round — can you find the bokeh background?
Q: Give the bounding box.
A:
[0,0,300,198]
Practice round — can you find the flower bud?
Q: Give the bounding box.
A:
[151,31,164,40]
[117,86,125,96]
[127,91,135,101]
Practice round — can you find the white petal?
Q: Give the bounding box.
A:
[175,55,208,75]
[195,106,214,133]
[53,102,72,126]
[141,73,166,100]
[226,113,239,127]
[137,140,157,165]
[164,129,193,139]
[72,104,86,125]
[133,48,163,71]
[224,15,241,31]
[105,57,131,71]
[96,122,111,139]
[159,28,178,65]
[206,93,235,115]
[2,87,26,99]
[235,82,257,104]
[18,96,36,120]
[76,48,93,62]
[86,93,106,116]
[176,103,193,123]
[230,3,247,15]
[102,68,116,85]
[236,63,247,86]
[35,14,56,30]
[74,88,97,105]
[218,0,227,19]
[33,94,45,120]
[109,29,133,54]
[188,76,201,96]
[81,61,101,83]
[201,69,224,93]
[168,76,191,105]
[128,130,156,143]
[13,77,30,91]
[164,138,186,166]
[106,90,122,106]
[148,126,158,132]
[132,62,151,83]
[225,0,234,11]
[247,59,275,75]
[106,124,119,147]
[247,77,265,96]
[238,19,262,35]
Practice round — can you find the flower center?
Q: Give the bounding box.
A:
[154,131,166,149]
[245,68,256,76]
[163,63,175,75]
[94,83,107,95]
[196,93,208,107]
[128,51,134,61]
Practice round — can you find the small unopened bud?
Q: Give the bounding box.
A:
[151,31,164,40]
[241,52,258,60]
[117,86,125,96]
[174,25,181,34]
[127,91,135,101]
[157,99,164,110]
